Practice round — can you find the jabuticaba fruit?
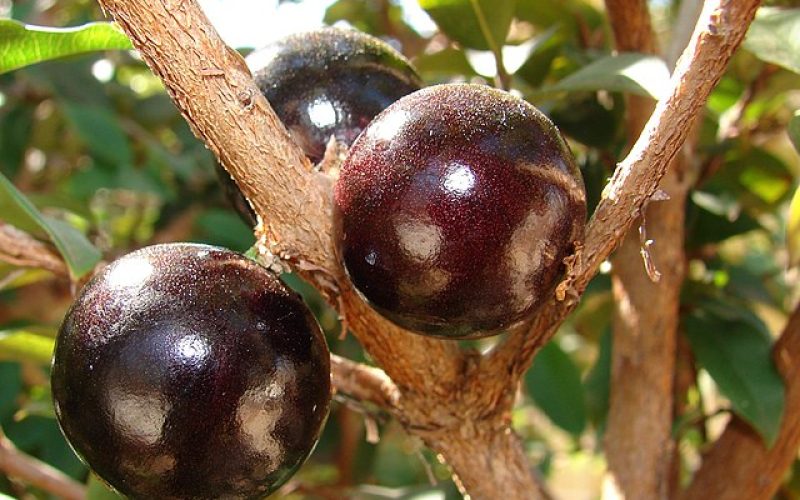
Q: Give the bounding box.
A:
[51,243,331,499]
[334,83,587,339]
[219,27,422,225]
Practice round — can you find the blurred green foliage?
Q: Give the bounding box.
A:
[0,0,799,498]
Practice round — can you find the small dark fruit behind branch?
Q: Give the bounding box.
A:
[51,243,331,499]
[334,83,587,338]
[218,27,422,225]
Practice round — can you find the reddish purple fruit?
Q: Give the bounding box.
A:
[219,27,422,225]
[334,84,586,338]
[51,243,331,499]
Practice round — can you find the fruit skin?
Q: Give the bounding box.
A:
[51,243,331,499]
[334,84,587,339]
[219,27,422,225]
[248,27,422,163]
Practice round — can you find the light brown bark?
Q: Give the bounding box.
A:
[605,171,687,500]
[0,429,86,500]
[679,304,800,500]
[484,0,761,390]
[93,1,543,498]
[0,223,68,277]
[602,1,689,499]
[428,418,552,500]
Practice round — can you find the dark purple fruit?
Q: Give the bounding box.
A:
[220,27,422,225]
[51,243,331,499]
[333,84,587,339]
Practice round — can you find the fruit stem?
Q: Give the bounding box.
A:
[468,0,511,90]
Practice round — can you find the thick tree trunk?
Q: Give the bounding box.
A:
[605,174,687,499]
[602,2,689,497]
[429,420,550,499]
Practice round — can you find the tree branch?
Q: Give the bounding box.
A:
[330,354,400,411]
[604,0,658,53]
[0,223,68,278]
[600,2,693,499]
[679,302,800,500]
[485,0,762,383]
[0,428,86,500]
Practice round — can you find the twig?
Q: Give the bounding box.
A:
[0,223,68,277]
[0,428,86,500]
[467,0,510,90]
[485,0,763,381]
[330,354,400,411]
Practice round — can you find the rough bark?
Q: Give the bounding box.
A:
[428,418,552,500]
[484,0,761,389]
[605,172,687,500]
[601,1,690,499]
[679,304,800,500]
[604,0,658,54]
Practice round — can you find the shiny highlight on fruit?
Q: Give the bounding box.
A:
[219,27,422,225]
[51,243,331,499]
[334,84,587,338]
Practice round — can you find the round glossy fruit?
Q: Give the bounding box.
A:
[51,243,331,499]
[220,27,422,225]
[334,84,587,338]
[248,27,422,163]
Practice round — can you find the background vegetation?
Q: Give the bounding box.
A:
[0,0,799,498]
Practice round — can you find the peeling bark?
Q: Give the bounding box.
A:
[0,223,68,278]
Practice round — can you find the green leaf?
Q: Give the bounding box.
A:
[686,191,761,248]
[788,185,800,267]
[419,0,516,51]
[87,475,125,500]
[0,20,132,74]
[526,341,587,436]
[194,209,255,252]
[5,415,87,479]
[63,102,132,167]
[0,173,101,278]
[0,104,35,178]
[684,305,785,446]
[548,91,624,148]
[541,53,670,99]
[743,7,800,75]
[413,47,477,82]
[789,110,800,154]
[0,328,55,365]
[515,27,561,88]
